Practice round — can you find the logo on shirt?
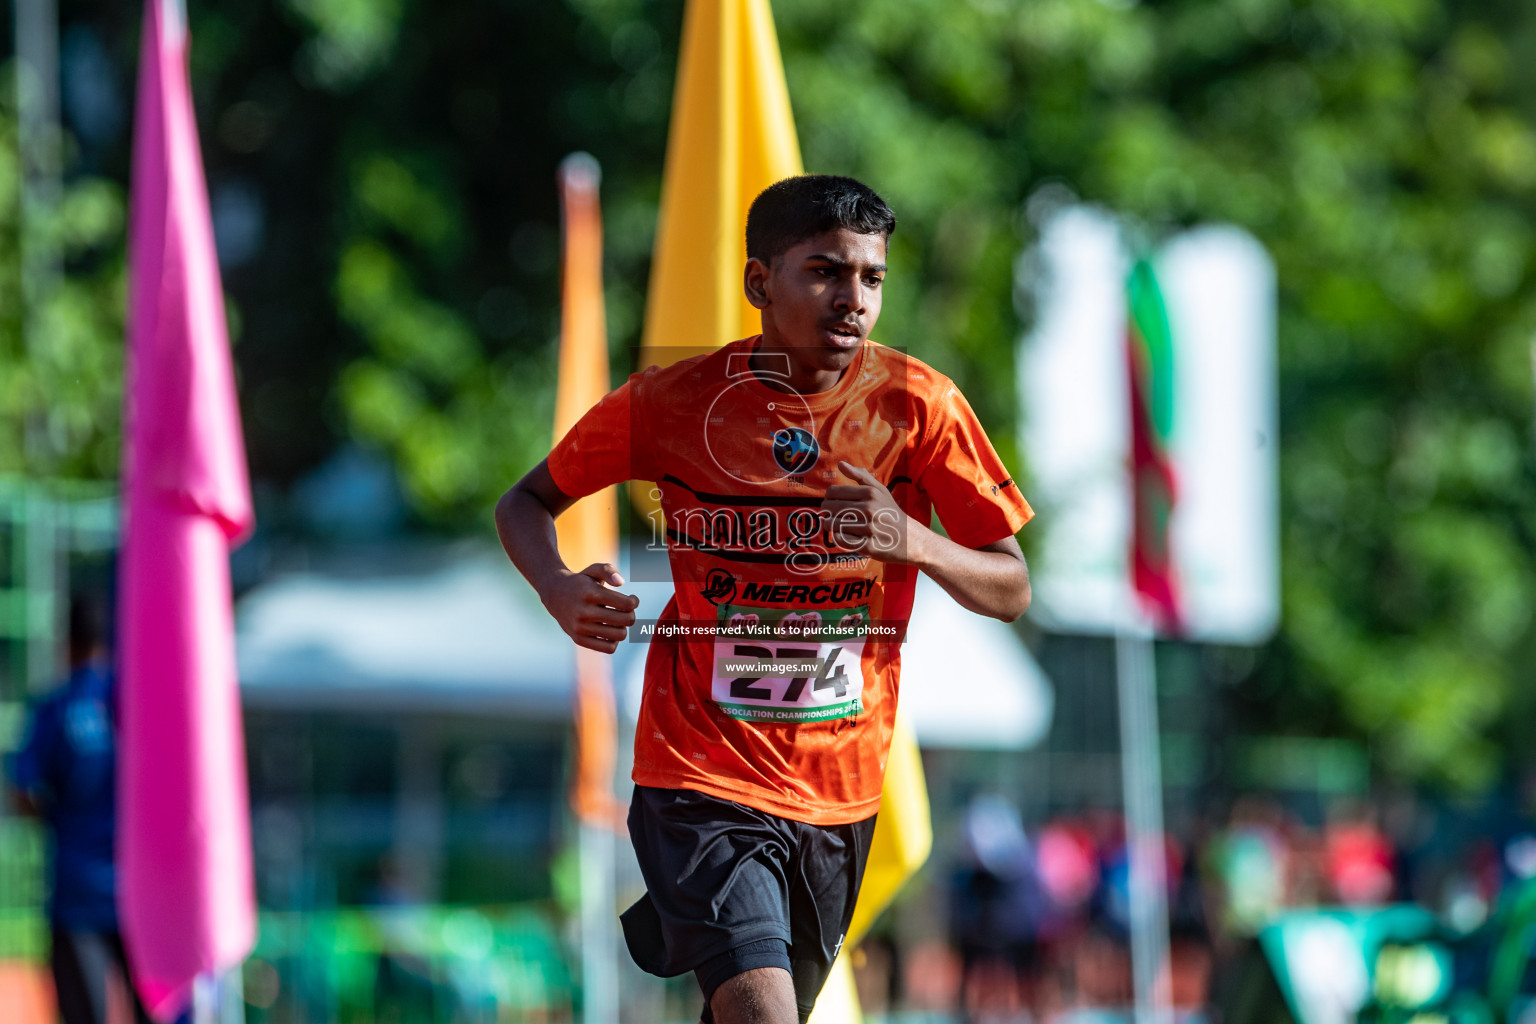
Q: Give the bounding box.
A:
[700,568,738,605]
[772,427,820,474]
[738,578,877,604]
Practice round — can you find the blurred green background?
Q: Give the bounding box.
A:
[7,0,1536,788]
[7,2,1536,1021]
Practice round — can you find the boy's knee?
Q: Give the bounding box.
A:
[704,962,797,1024]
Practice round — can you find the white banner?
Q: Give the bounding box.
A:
[1017,205,1279,643]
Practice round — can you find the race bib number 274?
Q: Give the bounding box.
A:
[710,603,870,723]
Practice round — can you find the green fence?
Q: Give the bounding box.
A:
[0,487,586,1022]
[0,480,118,970]
[243,904,576,1024]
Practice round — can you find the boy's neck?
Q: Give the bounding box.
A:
[748,335,854,396]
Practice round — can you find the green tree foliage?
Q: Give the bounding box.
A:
[22,0,1536,786]
[0,71,125,479]
[775,0,1536,789]
[787,0,1536,788]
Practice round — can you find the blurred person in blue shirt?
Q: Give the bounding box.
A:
[6,597,152,1024]
[950,795,1050,1022]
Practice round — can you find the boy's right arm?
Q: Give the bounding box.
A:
[495,459,640,655]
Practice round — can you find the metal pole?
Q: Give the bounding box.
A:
[1116,625,1172,1024]
[579,820,618,1024]
[192,969,246,1024]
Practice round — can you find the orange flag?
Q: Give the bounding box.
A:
[554,153,622,827]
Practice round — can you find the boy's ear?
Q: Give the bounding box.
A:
[744,257,771,310]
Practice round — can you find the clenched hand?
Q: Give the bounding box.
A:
[538,562,640,654]
[821,462,912,564]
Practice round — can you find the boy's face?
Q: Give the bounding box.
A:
[745,226,888,376]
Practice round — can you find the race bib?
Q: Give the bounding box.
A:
[710,603,870,723]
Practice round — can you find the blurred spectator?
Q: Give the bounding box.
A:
[949,796,1047,1022]
[1169,822,1213,1010]
[4,598,152,1024]
[1035,818,1098,920]
[1324,800,1396,905]
[1207,798,1290,937]
[923,787,1536,1020]
[366,855,437,1024]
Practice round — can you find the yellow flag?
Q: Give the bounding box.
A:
[637,2,935,1017]
[845,703,932,949]
[638,0,802,368]
[554,153,622,828]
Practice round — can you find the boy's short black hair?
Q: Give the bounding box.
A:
[745,175,896,264]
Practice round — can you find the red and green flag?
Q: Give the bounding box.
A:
[1126,258,1183,634]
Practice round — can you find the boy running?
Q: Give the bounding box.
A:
[496,175,1033,1024]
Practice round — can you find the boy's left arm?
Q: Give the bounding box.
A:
[910,531,1030,623]
[825,462,1031,622]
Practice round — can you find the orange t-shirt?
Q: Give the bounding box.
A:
[547,337,1033,825]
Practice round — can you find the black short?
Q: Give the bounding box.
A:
[621,785,877,1024]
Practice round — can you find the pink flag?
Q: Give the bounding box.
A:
[118,0,256,1018]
